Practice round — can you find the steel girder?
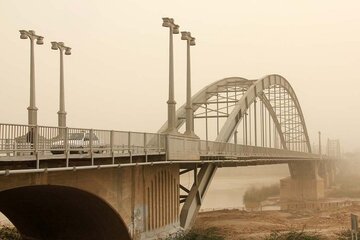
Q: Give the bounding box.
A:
[179,163,216,229]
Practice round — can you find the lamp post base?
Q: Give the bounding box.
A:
[57,111,67,138]
[166,101,178,134]
[184,131,199,139]
[27,106,38,126]
[57,111,67,128]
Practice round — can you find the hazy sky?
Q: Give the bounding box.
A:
[0,0,359,152]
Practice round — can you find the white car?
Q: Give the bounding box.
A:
[51,132,104,154]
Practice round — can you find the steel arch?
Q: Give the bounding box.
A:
[159,74,311,153]
[216,74,311,153]
[159,74,313,230]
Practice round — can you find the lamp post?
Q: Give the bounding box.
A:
[162,17,179,134]
[19,30,44,126]
[51,42,71,129]
[181,31,196,136]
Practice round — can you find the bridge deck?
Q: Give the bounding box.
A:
[0,123,323,175]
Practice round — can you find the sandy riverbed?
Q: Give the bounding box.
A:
[193,204,360,239]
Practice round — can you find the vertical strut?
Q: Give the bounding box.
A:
[249,106,252,145]
[268,88,272,148]
[216,92,219,136]
[261,100,264,147]
[272,84,276,148]
[281,87,284,148]
[278,85,282,149]
[205,103,208,143]
[289,92,294,151]
[264,102,267,147]
[298,114,301,152]
[244,112,248,145]
[274,84,278,148]
[226,87,229,116]
[254,99,257,146]
[243,116,245,145]
[273,122,277,149]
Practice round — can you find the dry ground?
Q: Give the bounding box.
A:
[193,204,360,239]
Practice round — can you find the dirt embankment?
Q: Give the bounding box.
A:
[193,204,360,240]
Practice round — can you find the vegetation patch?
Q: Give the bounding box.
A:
[328,174,360,198]
[0,226,21,240]
[263,229,323,240]
[243,184,280,204]
[170,227,224,240]
[335,229,360,240]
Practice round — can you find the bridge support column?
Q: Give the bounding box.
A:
[280,161,325,210]
[318,161,336,188]
[328,161,336,186]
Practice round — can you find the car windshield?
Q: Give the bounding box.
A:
[68,133,84,140]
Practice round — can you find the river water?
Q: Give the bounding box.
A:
[181,164,290,210]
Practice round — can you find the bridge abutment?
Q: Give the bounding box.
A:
[280,162,325,210]
[280,177,325,202]
[0,164,180,240]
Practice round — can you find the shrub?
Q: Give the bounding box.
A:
[243,184,280,204]
[170,227,224,240]
[264,229,323,240]
[335,229,360,240]
[328,174,360,198]
[0,226,21,240]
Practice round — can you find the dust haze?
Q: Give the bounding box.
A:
[1,2,360,239]
[0,0,359,152]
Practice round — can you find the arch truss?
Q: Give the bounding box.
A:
[163,74,313,229]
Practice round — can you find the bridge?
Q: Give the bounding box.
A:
[0,74,336,240]
[0,22,338,240]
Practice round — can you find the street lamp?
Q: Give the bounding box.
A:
[162,17,179,134]
[51,41,71,130]
[181,31,196,136]
[19,30,44,126]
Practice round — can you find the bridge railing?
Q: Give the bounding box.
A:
[199,140,319,159]
[0,123,166,158]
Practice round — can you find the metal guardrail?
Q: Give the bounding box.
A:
[198,140,320,159]
[0,123,324,175]
[0,123,321,160]
[0,123,166,160]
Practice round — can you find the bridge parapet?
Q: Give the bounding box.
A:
[0,123,324,171]
[164,134,320,162]
[166,134,200,161]
[199,140,320,160]
[0,123,166,163]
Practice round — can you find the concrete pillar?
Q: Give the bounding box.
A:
[280,162,325,209]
